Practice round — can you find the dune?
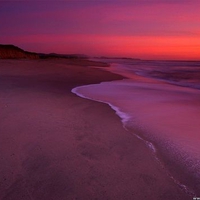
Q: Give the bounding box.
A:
[0,44,39,59]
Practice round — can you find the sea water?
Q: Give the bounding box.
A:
[72,59,200,195]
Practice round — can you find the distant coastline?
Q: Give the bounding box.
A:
[1,44,199,62]
[0,44,88,60]
[0,44,142,61]
[0,44,111,67]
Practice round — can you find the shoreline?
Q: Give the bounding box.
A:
[73,62,200,196]
[72,83,196,197]
[0,59,190,199]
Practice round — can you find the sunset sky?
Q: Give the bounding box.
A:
[1,1,200,60]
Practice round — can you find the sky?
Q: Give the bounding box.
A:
[1,0,200,60]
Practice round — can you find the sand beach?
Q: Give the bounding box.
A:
[0,59,190,199]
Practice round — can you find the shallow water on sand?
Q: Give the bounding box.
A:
[72,59,200,195]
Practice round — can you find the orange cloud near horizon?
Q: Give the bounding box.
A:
[3,34,200,60]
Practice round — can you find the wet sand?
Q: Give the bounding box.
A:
[0,59,190,199]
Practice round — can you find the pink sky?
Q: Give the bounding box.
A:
[1,1,200,60]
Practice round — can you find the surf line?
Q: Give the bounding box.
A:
[71,85,195,197]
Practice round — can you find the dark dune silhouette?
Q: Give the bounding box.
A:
[0,44,110,67]
[0,44,39,59]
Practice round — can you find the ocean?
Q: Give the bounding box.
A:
[72,59,200,196]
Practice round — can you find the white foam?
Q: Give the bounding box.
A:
[72,86,131,125]
[72,84,196,196]
[71,60,200,195]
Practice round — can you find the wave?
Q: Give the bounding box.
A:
[72,84,196,196]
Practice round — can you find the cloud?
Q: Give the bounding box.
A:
[1,0,200,60]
